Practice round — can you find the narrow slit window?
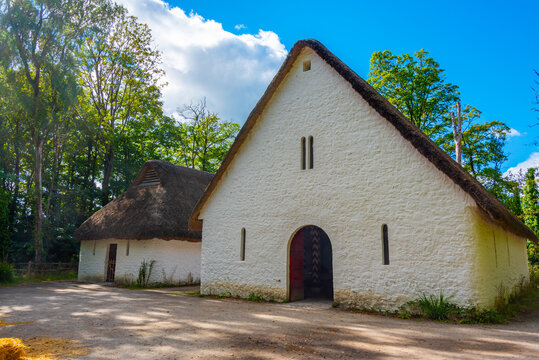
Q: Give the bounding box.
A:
[126,240,130,256]
[301,137,306,170]
[240,228,246,261]
[93,240,96,256]
[382,224,389,265]
[308,136,313,169]
[303,60,311,72]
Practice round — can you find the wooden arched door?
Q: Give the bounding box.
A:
[289,226,333,301]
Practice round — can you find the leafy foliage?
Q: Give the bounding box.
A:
[0,1,238,265]
[522,168,539,235]
[0,262,14,283]
[368,49,459,140]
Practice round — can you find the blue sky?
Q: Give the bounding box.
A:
[123,0,538,173]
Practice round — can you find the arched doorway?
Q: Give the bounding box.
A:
[289,225,333,301]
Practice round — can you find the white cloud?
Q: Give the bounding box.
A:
[116,0,287,123]
[504,152,539,177]
[506,128,522,137]
[234,24,246,30]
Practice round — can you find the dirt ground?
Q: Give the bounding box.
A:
[1,282,538,359]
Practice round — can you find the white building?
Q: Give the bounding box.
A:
[76,160,213,285]
[189,39,536,309]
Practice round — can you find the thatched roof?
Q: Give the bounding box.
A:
[75,160,213,242]
[189,39,538,242]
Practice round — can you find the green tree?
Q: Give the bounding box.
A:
[177,99,240,173]
[522,168,539,266]
[0,0,99,263]
[78,8,165,205]
[367,49,459,140]
[522,168,539,235]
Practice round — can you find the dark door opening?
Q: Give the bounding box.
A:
[289,226,333,301]
[106,243,117,282]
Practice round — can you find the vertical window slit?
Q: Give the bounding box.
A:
[382,224,389,265]
[240,228,246,261]
[308,136,313,169]
[93,240,96,256]
[301,137,306,170]
[126,240,130,256]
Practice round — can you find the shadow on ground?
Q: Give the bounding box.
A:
[1,282,538,359]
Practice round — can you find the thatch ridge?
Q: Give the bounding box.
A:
[189,39,537,242]
[75,160,213,241]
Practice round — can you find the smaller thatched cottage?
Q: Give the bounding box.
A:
[75,160,213,285]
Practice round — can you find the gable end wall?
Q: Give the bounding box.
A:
[198,48,529,309]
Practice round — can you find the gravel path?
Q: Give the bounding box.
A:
[1,281,538,359]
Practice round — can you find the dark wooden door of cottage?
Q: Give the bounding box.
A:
[289,226,333,302]
[289,230,304,301]
[106,244,117,282]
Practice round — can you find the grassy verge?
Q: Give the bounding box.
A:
[0,271,78,287]
[120,282,199,290]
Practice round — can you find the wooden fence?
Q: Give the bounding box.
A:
[11,262,78,276]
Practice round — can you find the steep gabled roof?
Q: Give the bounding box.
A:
[189,39,537,242]
[75,160,213,241]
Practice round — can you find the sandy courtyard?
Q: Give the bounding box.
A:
[1,281,538,359]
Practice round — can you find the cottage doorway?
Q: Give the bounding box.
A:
[106,244,117,282]
[289,226,333,302]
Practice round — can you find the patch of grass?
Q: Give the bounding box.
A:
[218,291,231,298]
[331,301,340,308]
[0,271,77,287]
[247,293,265,302]
[412,293,458,321]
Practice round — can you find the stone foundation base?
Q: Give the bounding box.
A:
[201,281,287,301]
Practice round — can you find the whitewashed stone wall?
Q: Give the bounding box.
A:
[78,238,201,284]
[470,211,529,307]
[198,48,530,309]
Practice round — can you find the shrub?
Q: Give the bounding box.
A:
[0,262,14,283]
[136,259,156,287]
[413,293,457,320]
[457,307,503,324]
[0,338,26,360]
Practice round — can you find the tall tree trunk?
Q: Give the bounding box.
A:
[34,137,44,264]
[8,119,21,232]
[451,101,462,165]
[101,148,114,206]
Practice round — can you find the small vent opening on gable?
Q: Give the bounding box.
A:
[303,60,311,72]
[139,167,160,186]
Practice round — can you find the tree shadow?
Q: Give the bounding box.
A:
[0,282,537,359]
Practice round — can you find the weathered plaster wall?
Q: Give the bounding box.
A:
[198,48,529,309]
[78,239,201,284]
[470,211,530,307]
